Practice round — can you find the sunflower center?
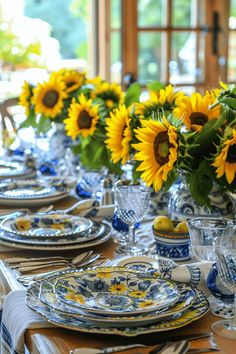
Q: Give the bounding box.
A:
[77,110,92,129]
[42,90,59,108]
[154,131,172,165]
[190,112,208,126]
[106,99,114,108]
[226,144,236,163]
[66,81,76,88]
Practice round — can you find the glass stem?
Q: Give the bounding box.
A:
[232,294,236,327]
[130,225,137,245]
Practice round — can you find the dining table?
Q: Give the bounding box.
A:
[0,195,235,354]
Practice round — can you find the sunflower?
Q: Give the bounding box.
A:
[32,75,67,118]
[133,118,178,191]
[19,81,33,116]
[173,92,220,132]
[64,94,99,139]
[212,130,236,184]
[91,82,124,110]
[206,81,229,98]
[135,85,184,119]
[59,70,85,93]
[105,105,132,165]
[86,76,103,88]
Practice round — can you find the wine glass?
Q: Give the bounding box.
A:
[211,227,236,339]
[187,217,234,317]
[113,180,150,256]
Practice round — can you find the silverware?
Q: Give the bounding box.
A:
[6,255,79,265]
[187,349,220,354]
[154,341,189,354]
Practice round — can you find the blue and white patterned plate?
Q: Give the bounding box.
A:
[0,179,68,207]
[54,267,180,316]
[0,161,32,179]
[39,279,196,327]
[26,284,209,336]
[1,213,93,238]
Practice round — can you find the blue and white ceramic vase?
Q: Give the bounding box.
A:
[168,175,233,221]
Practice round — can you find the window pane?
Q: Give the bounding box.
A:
[172,0,197,27]
[228,32,236,81]
[229,0,236,29]
[138,32,165,83]
[111,31,122,83]
[111,0,121,29]
[170,32,198,84]
[138,0,166,27]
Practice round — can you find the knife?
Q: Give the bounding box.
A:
[151,341,189,354]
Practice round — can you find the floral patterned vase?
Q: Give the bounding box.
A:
[168,178,234,221]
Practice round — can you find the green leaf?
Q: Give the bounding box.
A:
[124,83,142,106]
[219,97,236,110]
[146,81,165,91]
[37,115,52,133]
[18,110,37,129]
[164,169,178,191]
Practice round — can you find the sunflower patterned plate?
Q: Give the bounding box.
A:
[54,267,180,316]
[1,213,93,238]
[0,179,68,207]
[26,284,209,336]
[39,279,196,327]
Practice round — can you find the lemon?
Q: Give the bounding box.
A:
[175,220,189,233]
[153,216,174,232]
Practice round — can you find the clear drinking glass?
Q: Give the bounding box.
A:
[212,227,236,339]
[188,217,234,318]
[113,181,150,256]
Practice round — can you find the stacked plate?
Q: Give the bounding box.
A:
[26,265,209,336]
[0,179,69,207]
[0,213,111,250]
[0,160,33,180]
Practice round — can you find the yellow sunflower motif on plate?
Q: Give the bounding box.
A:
[64,94,99,139]
[109,283,127,293]
[91,82,124,110]
[105,105,132,165]
[32,75,67,118]
[133,117,178,191]
[173,92,220,132]
[129,290,147,298]
[19,81,32,116]
[135,84,184,119]
[212,129,236,184]
[138,299,156,308]
[65,292,85,304]
[59,70,85,93]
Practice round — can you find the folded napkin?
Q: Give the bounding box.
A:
[0,290,53,354]
[68,199,115,220]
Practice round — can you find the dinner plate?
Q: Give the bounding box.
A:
[54,267,180,316]
[0,222,106,245]
[39,279,196,327]
[1,213,93,238]
[0,223,111,250]
[26,284,209,336]
[0,179,68,207]
[0,161,32,179]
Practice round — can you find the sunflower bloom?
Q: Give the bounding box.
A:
[59,70,85,93]
[135,85,184,119]
[105,105,132,165]
[32,75,67,118]
[19,81,32,116]
[212,130,236,184]
[64,94,99,139]
[91,82,124,110]
[133,118,178,191]
[173,92,220,132]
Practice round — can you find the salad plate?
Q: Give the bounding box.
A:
[0,161,32,179]
[0,221,106,245]
[0,179,68,206]
[54,267,180,316]
[0,222,111,250]
[26,284,209,336]
[39,279,196,327]
[1,213,93,238]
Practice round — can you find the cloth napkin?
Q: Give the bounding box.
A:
[0,290,53,354]
[68,198,115,220]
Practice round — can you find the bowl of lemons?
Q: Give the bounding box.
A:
[152,216,190,261]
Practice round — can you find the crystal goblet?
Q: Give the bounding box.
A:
[113,181,150,256]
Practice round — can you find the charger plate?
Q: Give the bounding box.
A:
[26,284,209,336]
[38,279,196,327]
[0,223,111,250]
[0,161,32,179]
[53,267,180,316]
[1,213,93,238]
